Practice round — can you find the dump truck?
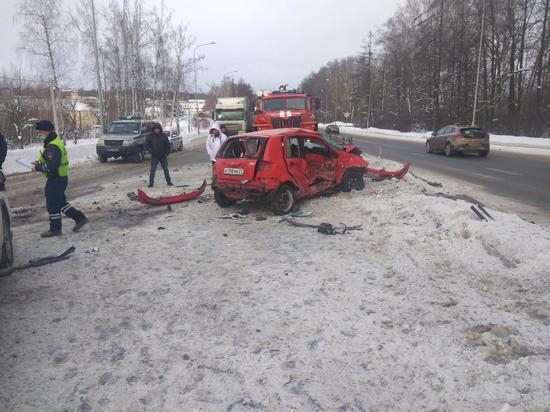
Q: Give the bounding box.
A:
[253,85,319,131]
[213,97,252,136]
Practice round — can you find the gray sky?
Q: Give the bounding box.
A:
[0,0,404,91]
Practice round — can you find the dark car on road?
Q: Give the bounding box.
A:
[426,125,490,157]
[96,117,153,163]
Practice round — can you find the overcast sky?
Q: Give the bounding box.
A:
[0,0,404,92]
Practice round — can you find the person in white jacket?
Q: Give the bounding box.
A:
[206,123,228,165]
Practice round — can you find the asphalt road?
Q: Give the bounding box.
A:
[342,130,550,213]
[7,146,209,210]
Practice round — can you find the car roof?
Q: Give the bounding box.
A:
[237,128,320,139]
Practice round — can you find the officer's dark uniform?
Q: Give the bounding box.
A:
[35,120,88,238]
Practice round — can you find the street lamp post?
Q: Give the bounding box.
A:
[193,41,216,134]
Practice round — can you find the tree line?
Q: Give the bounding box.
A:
[302,0,550,137]
[1,0,201,142]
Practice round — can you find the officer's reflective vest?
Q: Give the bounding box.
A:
[38,137,69,177]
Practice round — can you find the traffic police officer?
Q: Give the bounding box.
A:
[33,120,88,238]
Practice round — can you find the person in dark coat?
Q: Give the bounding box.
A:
[0,132,7,170]
[145,123,173,187]
[32,120,88,238]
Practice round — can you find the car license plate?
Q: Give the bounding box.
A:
[224,167,244,176]
[105,147,118,152]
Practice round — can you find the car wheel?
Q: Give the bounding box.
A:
[134,149,144,163]
[214,189,237,208]
[445,143,453,157]
[479,150,489,157]
[179,141,184,151]
[271,184,296,215]
[426,141,432,153]
[0,209,13,269]
[99,154,108,163]
[340,169,365,192]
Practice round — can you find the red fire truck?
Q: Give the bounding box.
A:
[253,85,319,131]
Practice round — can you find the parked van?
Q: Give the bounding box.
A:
[96,117,153,163]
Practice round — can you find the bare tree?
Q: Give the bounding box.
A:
[74,0,106,130]
[16,0,72,134]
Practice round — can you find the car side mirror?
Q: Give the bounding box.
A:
[314,98,321,110]
[431,132,437,137]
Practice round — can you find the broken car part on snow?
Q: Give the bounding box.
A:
[281,217,362,235]
[137,180,206,206]
[0,246,75,277]
[471,205,496,222]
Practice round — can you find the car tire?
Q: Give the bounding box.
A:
[214,189,237,208]
[479,150,489,157]
[271,184,296,215]
[134,149,144,163]
[99,154,108,163]
[179,141,184,151]
[0,209,13,269]
[445,143,453,157]
[426,141,432,153]
[340,169,365,192]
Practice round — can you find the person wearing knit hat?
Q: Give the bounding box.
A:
[32,120,88,237]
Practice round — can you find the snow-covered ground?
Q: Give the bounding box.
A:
[1,154,549,410]
[321,123,550,156]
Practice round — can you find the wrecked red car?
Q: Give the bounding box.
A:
[211,128,369,214]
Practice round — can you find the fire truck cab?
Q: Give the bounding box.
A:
[253,85,319,131]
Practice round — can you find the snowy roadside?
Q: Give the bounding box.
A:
[1,158,549,411]
[320,123,550,157]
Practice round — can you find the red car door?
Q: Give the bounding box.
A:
[302,136,336,194]
[283,136,311,197]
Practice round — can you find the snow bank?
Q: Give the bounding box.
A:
[2,158,549,410]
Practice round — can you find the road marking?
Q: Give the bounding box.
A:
[485,167,521,176]
[411,153,426,157]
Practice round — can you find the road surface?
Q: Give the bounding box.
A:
[342,130,550,214]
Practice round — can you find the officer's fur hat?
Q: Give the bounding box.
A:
[35,120,55,132]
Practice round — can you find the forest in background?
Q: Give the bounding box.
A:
[302,0,550,136]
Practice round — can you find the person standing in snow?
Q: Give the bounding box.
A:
[206,123,227,166]
[32,120,88,238]
[146,123,173,188]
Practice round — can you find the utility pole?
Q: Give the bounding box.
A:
[49,76,60,134]
[472,0,486,125]
[91,0,106,131]
[366,31,373,128]
[193,41,216,134]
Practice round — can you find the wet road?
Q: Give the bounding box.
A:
[342,130,550,213]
